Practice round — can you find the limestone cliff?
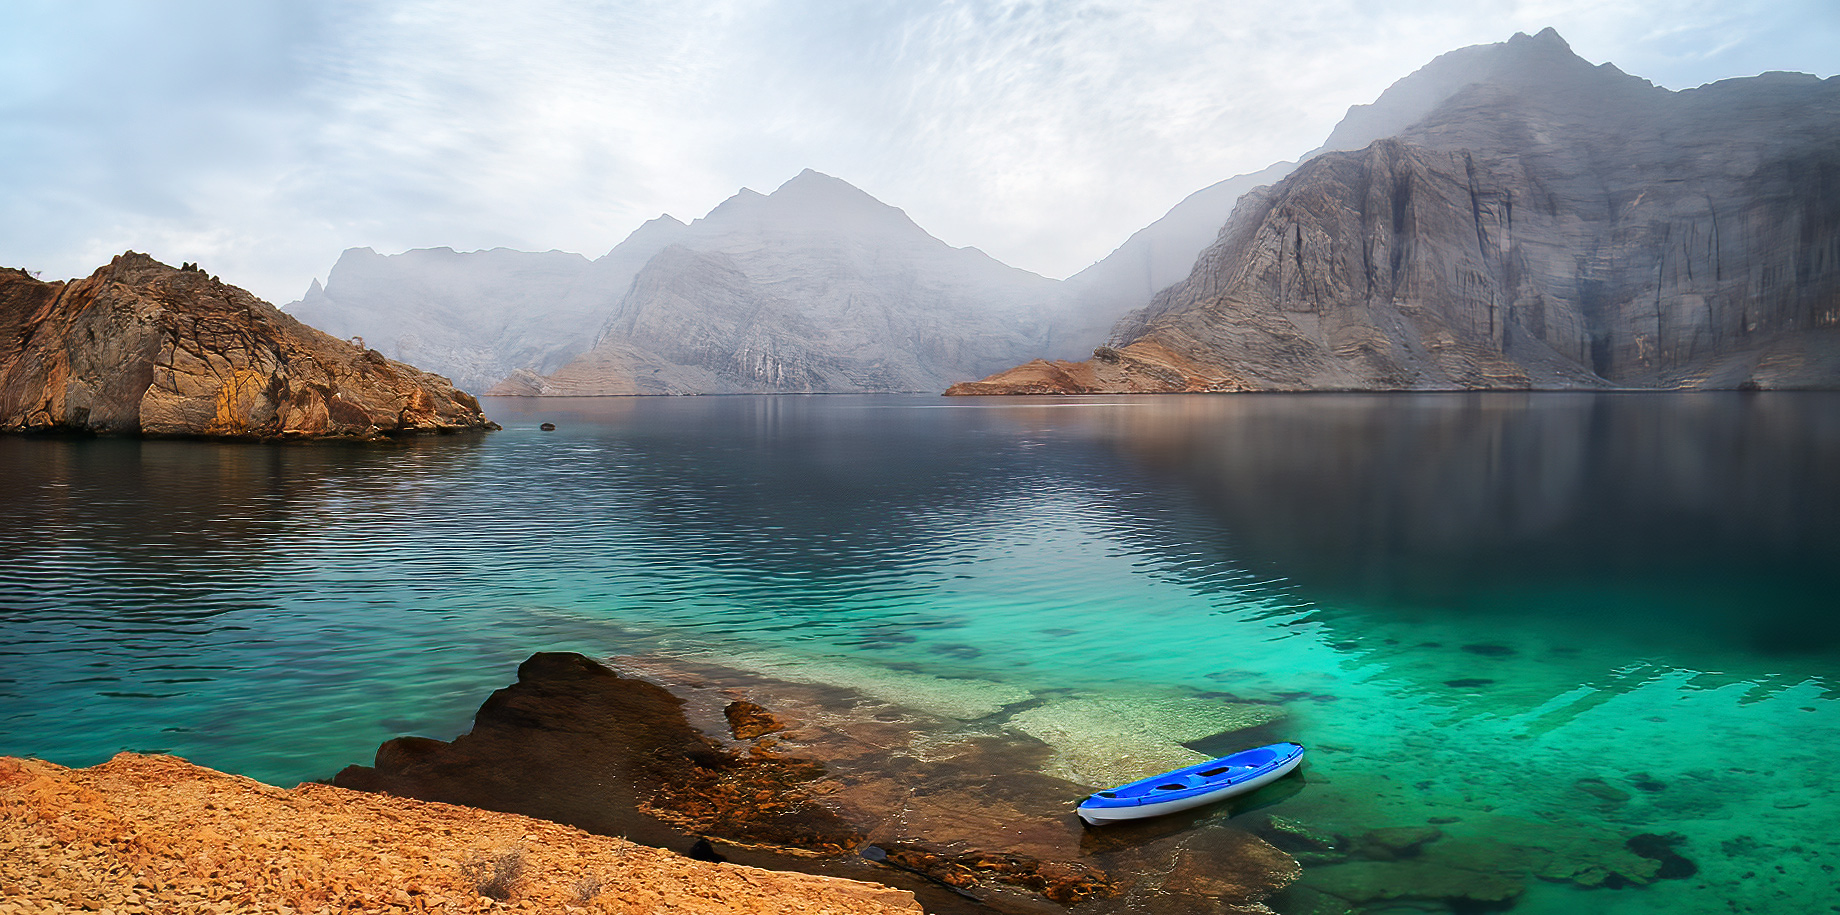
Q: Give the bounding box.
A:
[1053,28,1571,350]
[951,30,1840,394]
[1,253,497,438]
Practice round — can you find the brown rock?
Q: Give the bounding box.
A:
[723,700,786,740]
[0,253,497,439]
[332,653,862,855]
[341,652,1309,912]
[0,753,921,915]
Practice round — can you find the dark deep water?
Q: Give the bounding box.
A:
[2,391,1835,914]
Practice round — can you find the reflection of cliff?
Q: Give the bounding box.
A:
[1062,393,1840,656]
[1,432,493,600]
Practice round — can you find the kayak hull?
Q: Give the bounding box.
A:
[1076,742,1304,826]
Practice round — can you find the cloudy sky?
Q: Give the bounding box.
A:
[3,0,1835,304]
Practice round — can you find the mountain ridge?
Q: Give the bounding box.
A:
[952,47,1840,394]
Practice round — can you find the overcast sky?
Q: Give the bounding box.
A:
[3,0,1835,304]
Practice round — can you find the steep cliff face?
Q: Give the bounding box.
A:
[952,31,1840,394]
[506,170,1066,395]
[1,253,496,438]
[1051,28,1610,357]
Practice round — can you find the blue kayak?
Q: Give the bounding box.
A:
[1076,741,1305,825]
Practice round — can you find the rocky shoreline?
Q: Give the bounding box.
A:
[330,652,1304,914]
[4,651,1713,915]
[0,753,920,914]
[1,254,498,440]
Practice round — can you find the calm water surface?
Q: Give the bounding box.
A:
[2,392,1836,914]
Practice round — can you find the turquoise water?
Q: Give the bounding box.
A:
[2,392,1836,913]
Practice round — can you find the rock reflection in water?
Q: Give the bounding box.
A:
[1048,392,1840,660]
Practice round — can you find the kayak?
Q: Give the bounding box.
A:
[1076,741,1305,825]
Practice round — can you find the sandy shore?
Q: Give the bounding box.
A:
[0,753,922,915]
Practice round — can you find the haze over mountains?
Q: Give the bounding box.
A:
[287,29,1840,396]
[290,171,1069,395]
[957,28,1840,393]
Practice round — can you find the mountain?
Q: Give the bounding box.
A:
[1054,29,1588,342]
[950,30,1840,394]
[286,214,690,393]
[494,170,1066,395]
[287,171,1065,395]
[1,253,496,438]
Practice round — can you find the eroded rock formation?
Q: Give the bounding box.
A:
[336,652,1306,914]
[952,30,1840,394]
[1,253,496,438]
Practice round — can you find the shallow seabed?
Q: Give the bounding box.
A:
[2,392,1836,914]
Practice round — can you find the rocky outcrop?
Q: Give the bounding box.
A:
[336,652,1305,914]
[952,29,1840,394]
[0,753,922,914]
[1,253,496,438]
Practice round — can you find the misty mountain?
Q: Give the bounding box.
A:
[500,170,1065,394]
[286,216,689,392]
[952,29,1840,394]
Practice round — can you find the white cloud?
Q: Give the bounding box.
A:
[1,0,1833,303]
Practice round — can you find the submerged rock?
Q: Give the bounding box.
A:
[1357,825,1444,860]
[333,652,862,856]
[1625,832,1699,880]
[1574,777,1634,804]
[1255,814,1349,864]
[724,699,787,740]
[0,253,496,439]
[1300,859,1524,909]
[338,651,1307,913]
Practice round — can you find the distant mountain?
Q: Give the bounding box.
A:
[505,170,1065,394]
[950,29,1840,393]
[1055,29,1579,339]
[2,253,495,438]
[287,171,1065,395]
[286,215,689,393]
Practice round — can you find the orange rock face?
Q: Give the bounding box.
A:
[943,341,1258,395]
[0,254,497,439]
[0,754,922,915]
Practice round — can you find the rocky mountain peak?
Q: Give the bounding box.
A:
[1320,27,1652,155]
[599,214,691,261]
[691,169,933,245]
[953,40,1840,396]
[1516,26,1570,51]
